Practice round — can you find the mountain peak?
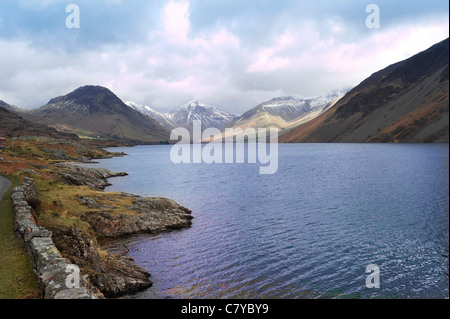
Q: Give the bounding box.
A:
[181,100,211,110]
[47,85,116,104]
[270,96,301,102]
[186,100,201,107]
[76,85,111,92]
[43,85,125,116]
[22,86,171,143]
[168,101,237,129]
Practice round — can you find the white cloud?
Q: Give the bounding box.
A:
[162,0,191,43]
[0,1,448,115]
[247,30,295,73]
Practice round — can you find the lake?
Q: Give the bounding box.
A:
[82,143,449,299]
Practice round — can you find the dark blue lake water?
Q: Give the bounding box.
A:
[83,143,449,299]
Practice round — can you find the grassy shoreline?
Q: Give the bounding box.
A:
[0,137,119,299]
[0,136,192,298]
[0,174,40,299]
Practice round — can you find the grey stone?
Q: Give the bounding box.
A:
[77,196,101,209]
[11,192,25,201]
[13,200,29,208]
[29,237,63,276]
[24,226,52,242]
[11,178,104,299]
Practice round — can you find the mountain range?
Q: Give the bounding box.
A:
[126,93,346,139]
[125,100,238,131]
[1,38,448,143]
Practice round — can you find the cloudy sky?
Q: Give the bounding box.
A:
[0,0,448,114]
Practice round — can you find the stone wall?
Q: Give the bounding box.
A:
[11,177,103,299]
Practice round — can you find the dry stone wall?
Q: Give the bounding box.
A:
[11,177,102,299]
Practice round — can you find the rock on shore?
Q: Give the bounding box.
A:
[53,162,127,190]
[52,195,193,297]
[81,196,193,238]
[50,227,152,297]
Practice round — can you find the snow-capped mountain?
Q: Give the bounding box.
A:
[238,90,348,123]
[167,101,237,129]
[125,101,175,129]
[228,90,348,131]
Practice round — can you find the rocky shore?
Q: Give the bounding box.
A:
[82,197,193,238]
[11,162,193,298]
[52,162,128,190]
[1,136,193,298]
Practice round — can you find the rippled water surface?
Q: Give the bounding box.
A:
[84,144,449,299]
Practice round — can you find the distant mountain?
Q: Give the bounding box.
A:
[226,91,346,134]
[280,38,449,143]
[167,101,237,130]
[22,86,171,143]
[124,101,175,129]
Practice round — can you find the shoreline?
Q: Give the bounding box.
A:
[0,137,194,298]
[50,152,194,298]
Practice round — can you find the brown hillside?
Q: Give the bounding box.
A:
[280,38,449,143]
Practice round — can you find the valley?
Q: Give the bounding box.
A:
[4,38,447,144]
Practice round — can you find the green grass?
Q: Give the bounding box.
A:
[0,175,40,299]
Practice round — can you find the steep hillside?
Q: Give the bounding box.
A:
[22,86,171,144]
[125,101,175,129]
[0,100,21,113]
[0,104,78,140]
[280,38,449,143]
